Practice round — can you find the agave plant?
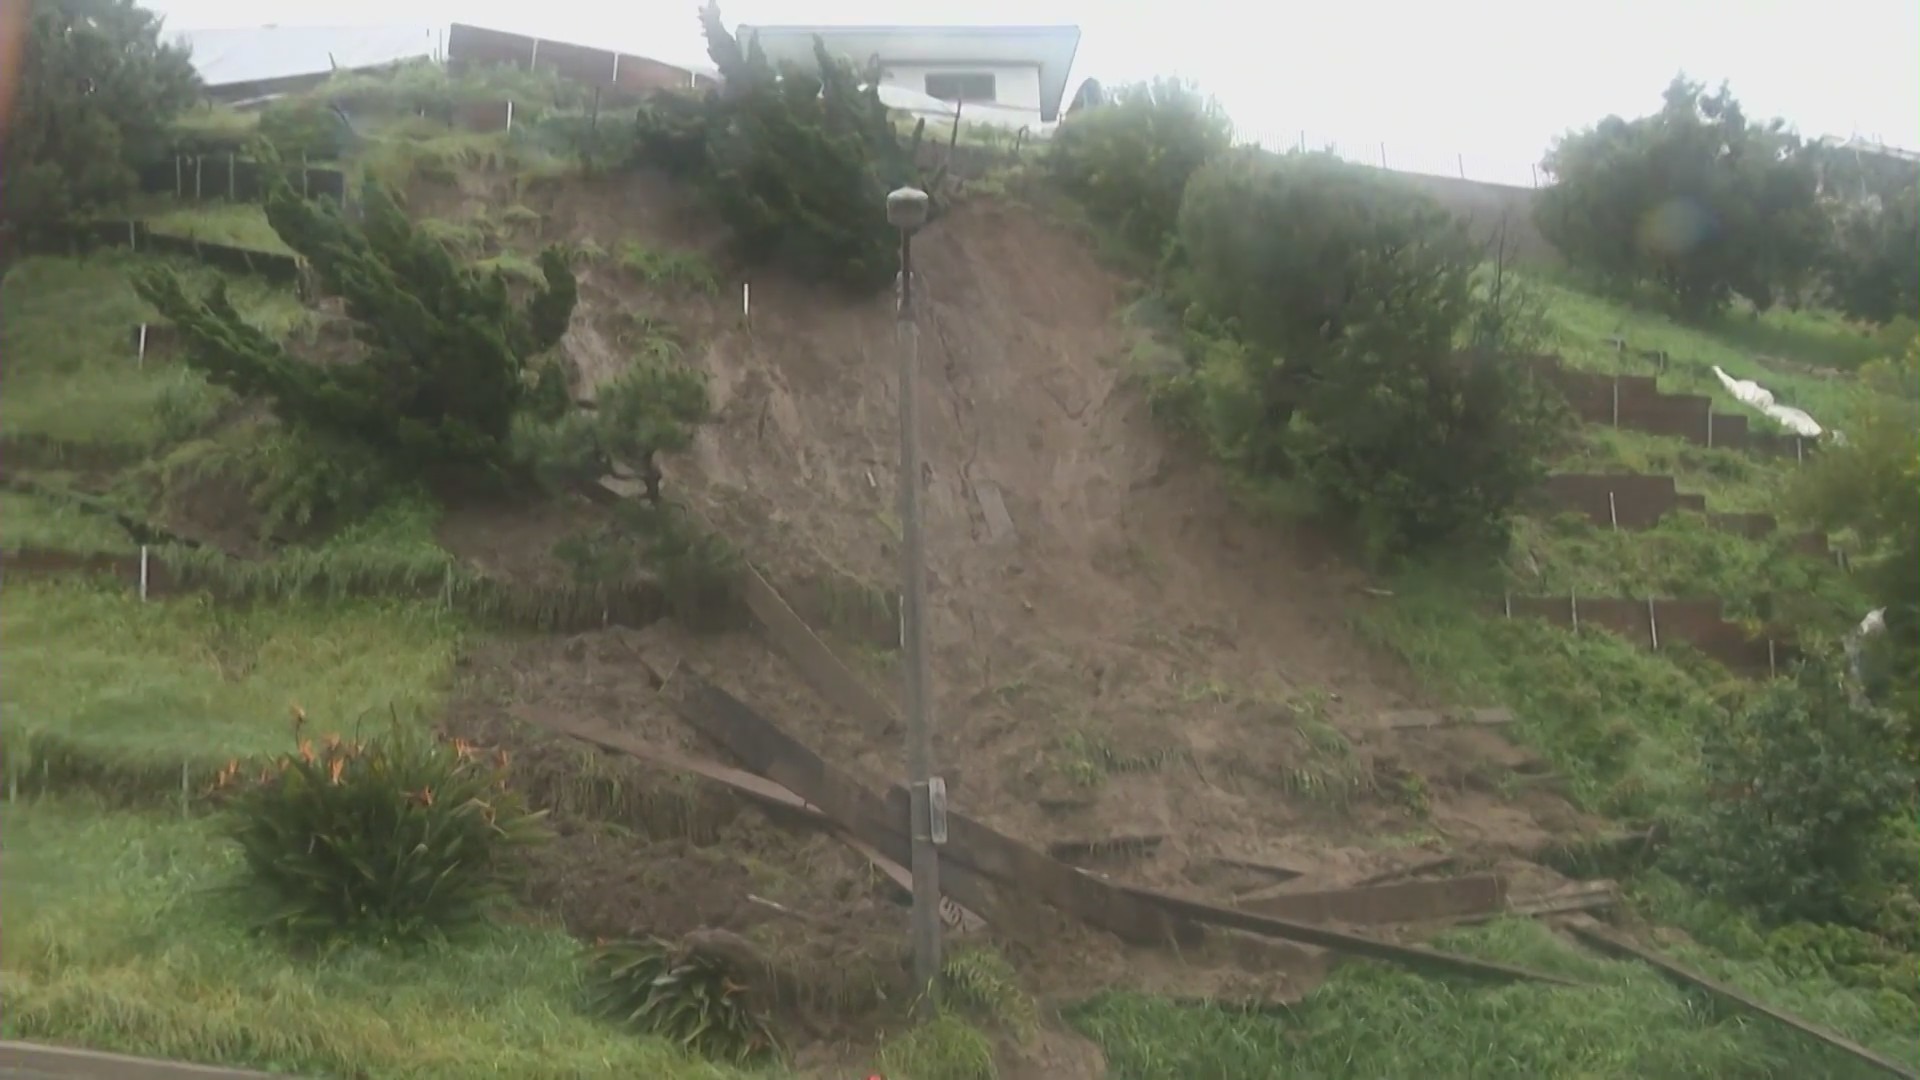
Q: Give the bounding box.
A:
[584,936,777,1065]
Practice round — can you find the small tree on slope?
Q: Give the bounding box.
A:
[136,178,579,484]
[1,0,199,248]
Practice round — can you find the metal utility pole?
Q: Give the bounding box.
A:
[886,185,943,1018]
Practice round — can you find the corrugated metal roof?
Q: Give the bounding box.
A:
[171,24,439,87]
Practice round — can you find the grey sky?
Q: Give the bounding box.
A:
[145,0,1920,186]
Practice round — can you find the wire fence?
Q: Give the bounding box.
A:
[1231,125,1546,190]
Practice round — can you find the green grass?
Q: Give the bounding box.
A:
[1506,513,1863,625]
[1555,425,1795,514]
[140,200,296,256]
[0,254,305,457]
[1530,273,1873,429]
[0,798,743,1079]
[0,490,139,555]
[1,579,460,800]
[1071,919,1917,1079]
[1354,571,1734,819]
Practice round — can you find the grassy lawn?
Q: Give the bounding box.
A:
[0,490,140,555]
[1,580,460,799]
[0,255,305,457]
[139,199,297,256]
[0,798,743,1079]
[1529,272,1882,432]
[1071,919,1917,1079]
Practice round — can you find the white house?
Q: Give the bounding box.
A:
[734,23,1082,133]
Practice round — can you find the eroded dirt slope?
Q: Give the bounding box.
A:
[486,172,1598,880]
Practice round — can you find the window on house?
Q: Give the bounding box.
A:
[924,72,997,103]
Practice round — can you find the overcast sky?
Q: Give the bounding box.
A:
[142,0,1920,186]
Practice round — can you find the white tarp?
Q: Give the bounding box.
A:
[1712,365,1824,437]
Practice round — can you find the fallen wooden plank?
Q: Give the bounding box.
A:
[1567,923,1918,1080]
[974,480,1017,544]
[1371,707,1515,731]
[667,664,1574,985]
[1116,883,1584,987]
[1235,874,1507,927]
[1452,881,1618,927]
[0,1041,288,1078]
[512,706,991,933]
[1352,853,1459,887]
[584,477,897,740]
[1215,856,1309,884]
[1046,834,1166,865]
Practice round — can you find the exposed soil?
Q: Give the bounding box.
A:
[405,166,1613,1065]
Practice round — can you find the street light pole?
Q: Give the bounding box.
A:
[886,185,942,1018]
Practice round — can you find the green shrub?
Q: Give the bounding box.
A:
[1667,651,1915,930]
[514,358,712,503]
[1048,78,1232,260]
[583,936,777,1064]
[631,2,918,292]
[257,99,353,161]
[1172,150,1560,557]
[215,713,546,946]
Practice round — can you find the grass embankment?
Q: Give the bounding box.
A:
[0,243,746,1076]
[1072,920,1916,1079]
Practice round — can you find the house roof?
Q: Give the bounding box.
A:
[735,23,1082,122]
[170,24,439,88]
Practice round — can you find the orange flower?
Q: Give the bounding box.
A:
[449,737,477,760]
[493,748,511,769]
[328,757,346,785]
[298,740,316,764]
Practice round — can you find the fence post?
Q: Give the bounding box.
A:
[528,38,539,70]
[742,282,751,327]
[1794,436,1804,464]
[1569,590,1579,633]
[194,155,204,200]
[302,153,310,198]
[1503,591,1512,618]
[137,323,148,367]
[1379,142,1387,168]
[175,155,183,196]
[1531,163,1539,187]
[1610,377,1620,427]
[139,545,150,601]
[591,86,602,132]
[611,51,621,85]
[228,153,236,200]
[1646,597,1659,650]
[1457,153,1465,179]
[1768,639,1777,679]
[1608,491,1619,531]
[1705,403,1714,448]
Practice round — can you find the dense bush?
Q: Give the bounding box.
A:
[1788,335,1920,751]
[1048,78,1232,260]
[1536,76,1826,317]
[1668,653,1915,931]
[136,178,579,483]
[2,0,199,241]
[633,2,916,292]
[1821,174,1920,325]
[214,714,546,945]
[1166,151,1559,556]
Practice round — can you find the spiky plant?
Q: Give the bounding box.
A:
[583,936,777,1064]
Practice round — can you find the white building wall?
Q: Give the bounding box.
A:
[879,62,1042,129]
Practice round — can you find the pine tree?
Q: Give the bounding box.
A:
[135,177,578,481]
